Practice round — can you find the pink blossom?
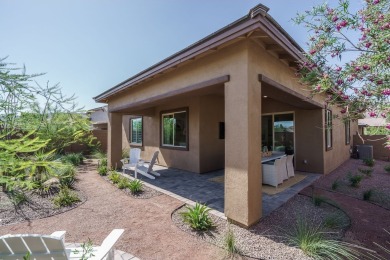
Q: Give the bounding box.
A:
[332,16,339,22]
[369,111,377,117]
[355,66,361,72]
[316,85,321,91]
[363,64,370,70]
[335,66,342,72]
[377,80,383,85]
[342,95,349,100]
[337,79,344,85]
[365,42,372,48]
[341,108,347,114]
[381,113,386,118]
[386,124,390,130]
[382,89,390,95]
[309,49,316,55]
[373,0,380,4]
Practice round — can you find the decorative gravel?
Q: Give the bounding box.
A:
[0,187,86,227]
[102,175,162,199]
[172,195,350,260]
[314,159,390,209]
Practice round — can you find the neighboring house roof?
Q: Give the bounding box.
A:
[94,4,305,103]
[87,105,108,113]
[358,117,387,127]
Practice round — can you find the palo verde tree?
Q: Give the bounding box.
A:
[293,0,389,148]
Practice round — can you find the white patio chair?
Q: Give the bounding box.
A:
[262,158,284,187]
[280,156,288,181]
[135,151,159,180]
[286,154,295,178]
[121,148,141,174]
[0,229,124,260]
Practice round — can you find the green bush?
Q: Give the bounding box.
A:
[99,158,107,167]
[128,179,143,194]
[313,195,327,207]
[362,158,375,167]
[181,203,214,231]
[117,177,130,189]
[384,165,390,173]
[363,189,374,201]
[53,187,80,208]
[287,217,363,259]
[331,179,340,190]
[358,168,373,177]
[108,171,121,184]
[98,165,108,176]
[61,153,84,166]
[348,174,363,188]
[9,191,28,206]
[58,164,76,188]
[323,212,348,229]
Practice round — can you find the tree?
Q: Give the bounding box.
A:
[293,0,389,148]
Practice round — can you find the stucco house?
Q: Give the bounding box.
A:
[94,4,357,227]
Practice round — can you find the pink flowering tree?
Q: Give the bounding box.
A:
[293,0,389,148]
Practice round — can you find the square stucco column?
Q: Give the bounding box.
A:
[108,112,123,169]
[224,75,262,227]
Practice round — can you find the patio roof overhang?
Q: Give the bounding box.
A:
[94,4,305,104]
[259,74,324,110]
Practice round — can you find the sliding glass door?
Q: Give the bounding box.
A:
[261,113,294,154]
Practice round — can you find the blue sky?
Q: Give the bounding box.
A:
[1,0,362,110]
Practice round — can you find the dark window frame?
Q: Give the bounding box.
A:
[160,107,189,151]
[129,116,143,146]
[345,120,350,145]
[325,109,333,151]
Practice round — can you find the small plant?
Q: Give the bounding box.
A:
[287,217,363,259]
[331,179,340,190]
[98,165,108,176]
[348,174,363,188]
[9,191,28,206]
[53,187,80,208]
[61,153,84,166]
[73,238,95,260]
[108,171,121,184]
[181,202,214,231]
[58,164,76,188]
[358,167,373,177]
[323,212,348,229]
[384,165,390,173]
[224,225,239,256]
[117,177,130,189]
[363,189,374,201]
[312,195,327,207]
[128,179,143,194]
[362,158,375,167]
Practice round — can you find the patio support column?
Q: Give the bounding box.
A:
[107,112,122,169]
[224,64,262,227]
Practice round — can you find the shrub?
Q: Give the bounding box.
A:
[348,174,363,188]
[363,158,375,167]
[53,187,80,208]
[108,171,121,184]
[98,165,107,176]
[61,153,84,166]
[358,168,373,177]
[287,217,363,259]
[384,165,390,173]
[363,189,374,201]
[58,164,76,188]
[99,158,107,167]
[128,179,143,194]
[117,177,130,189]
[331,179,340,190]
[323,212,348,229]
[224,226,239,256]
[313,195,327,207]
[181,203,214,231]
[9,191,28,206]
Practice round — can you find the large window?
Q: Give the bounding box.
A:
[161,109,188,149]
[261,112,294,154]
[345,120,350,145]
[130,117,142,145]
[325,109,333,150]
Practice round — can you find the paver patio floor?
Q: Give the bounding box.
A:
[0,160,226,260]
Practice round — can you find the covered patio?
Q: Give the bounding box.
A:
[124,166,320,217]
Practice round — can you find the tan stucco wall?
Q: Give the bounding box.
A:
[199,95,225,172]
[353,134,390,161]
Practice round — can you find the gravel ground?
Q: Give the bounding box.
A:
[102,175,162,199]
[172,195,349,260]
[0,186,86,227]
[314,159,390,209]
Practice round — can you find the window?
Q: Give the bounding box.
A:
[161,109,188,149]
[325,109,333,150]
[130,117,142,145]
[261,113,295,154]
[345,120,350,145]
